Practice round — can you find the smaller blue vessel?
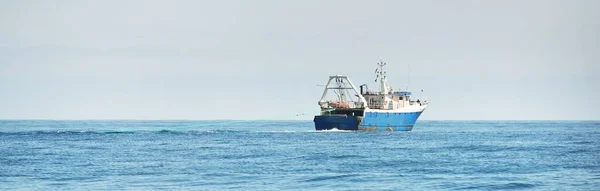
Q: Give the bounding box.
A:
[314,61,429,131]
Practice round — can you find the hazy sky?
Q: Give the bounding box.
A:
[1,0,598,120]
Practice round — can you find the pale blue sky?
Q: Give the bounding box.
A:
[0,0,598,120]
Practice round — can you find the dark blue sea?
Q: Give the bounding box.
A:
[1,120,599,190]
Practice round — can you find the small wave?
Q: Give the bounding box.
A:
[201,172,232,177]
[572,141,594,145]
[102,131,137,134]
[259,130,297,133]
[256,130,318,133]
[458,182,537,190]
[301,174,359,182]
[328,154,366,159]
[201,130,246,134]
[34,130,106,135]
[53,176,99,182]
[316,128,353,132]
[157,129,186,134]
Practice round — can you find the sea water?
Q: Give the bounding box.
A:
[1,120,598,190]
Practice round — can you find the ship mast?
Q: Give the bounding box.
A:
[375,60,389,94]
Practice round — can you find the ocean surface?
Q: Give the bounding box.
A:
[0,120,599,190]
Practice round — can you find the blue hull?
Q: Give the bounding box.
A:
[314,111,423,131]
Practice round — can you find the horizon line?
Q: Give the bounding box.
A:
[0,119,598,121]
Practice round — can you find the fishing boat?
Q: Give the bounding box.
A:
[314,61,429,131]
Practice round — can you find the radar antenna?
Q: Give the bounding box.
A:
[375,60,387,82]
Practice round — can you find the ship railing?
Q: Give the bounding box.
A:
[367,103,385,109]
[347,101,365,108]
[320,101,365,109]
[409,100,429,106]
